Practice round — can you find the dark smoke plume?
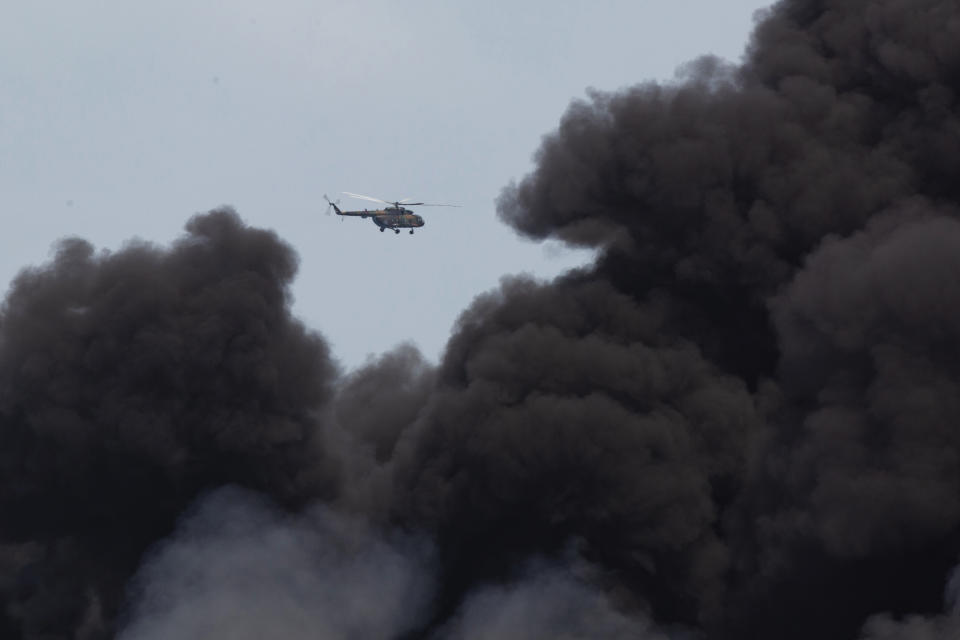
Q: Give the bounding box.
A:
[0,209,338,637]
[393,0,960,636]
[3,0,960,638]
[388,275,760,627]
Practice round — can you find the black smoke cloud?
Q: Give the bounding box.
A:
[484,0,960,636]
[387,275,760,627]
[0,210,338,637]
[3,0,960,638]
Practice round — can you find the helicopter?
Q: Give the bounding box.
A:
[324,192,459,234]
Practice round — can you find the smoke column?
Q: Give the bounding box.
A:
[0,210,339,637]
[2,0,960,638]
[389,0,960,636]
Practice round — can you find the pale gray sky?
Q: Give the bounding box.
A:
[1,0,770,370]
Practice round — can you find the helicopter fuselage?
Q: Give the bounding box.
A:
[368,207,424,229]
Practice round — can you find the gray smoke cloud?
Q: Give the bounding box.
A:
[117,487,670,640]
[117,486,435,640]
[437,564,673,640]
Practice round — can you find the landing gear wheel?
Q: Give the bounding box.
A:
[394,229,400,234]
[380,228,384,232]
[409,230,414,235]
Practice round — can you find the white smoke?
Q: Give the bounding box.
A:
[117,486,435,640]
[435,563,676,640]
[118,486,679,640]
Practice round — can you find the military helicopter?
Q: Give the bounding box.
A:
[324,192,459,234]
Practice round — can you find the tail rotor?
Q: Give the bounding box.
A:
[323,194,342,218]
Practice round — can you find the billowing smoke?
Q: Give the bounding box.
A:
[117,487,665,640]
[436,562,672,640]
[3,0,960,638]
[117,486,435,640]
[387,275,760,628]
[0,210,338,637]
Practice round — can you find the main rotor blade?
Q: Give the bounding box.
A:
[342,191,390,205]
[342,191,461,208]
[395,198,460,207]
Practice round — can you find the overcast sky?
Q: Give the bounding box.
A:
[1,0,770,370]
